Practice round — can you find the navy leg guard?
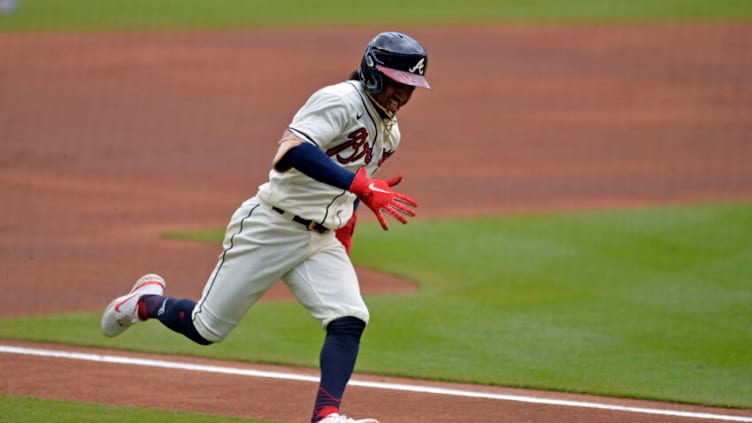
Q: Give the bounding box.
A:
[311,316,366,422]
[140,295,212,346]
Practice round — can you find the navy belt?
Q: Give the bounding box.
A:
[272,207,328,234]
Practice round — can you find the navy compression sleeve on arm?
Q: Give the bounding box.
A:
[279,142,356,190]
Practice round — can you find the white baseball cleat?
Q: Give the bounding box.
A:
[101,274,166,337]
[319,413,379,423]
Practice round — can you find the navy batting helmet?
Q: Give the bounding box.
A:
[359,32,430,94]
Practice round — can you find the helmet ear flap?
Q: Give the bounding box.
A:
[360,51,383,94]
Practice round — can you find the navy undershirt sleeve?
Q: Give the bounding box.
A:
[279,142,356,190]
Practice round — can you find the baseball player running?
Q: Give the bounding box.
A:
[101,31,430,423]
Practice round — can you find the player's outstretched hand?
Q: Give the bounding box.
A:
[349,167,417,230]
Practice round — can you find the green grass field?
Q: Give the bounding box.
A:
[0,0,751,32]
[3,202,751,412]
[0,394,280,423]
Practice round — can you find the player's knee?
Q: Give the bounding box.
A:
[326,316,366,337]
[194,326,227,344]
[191,312,232,344]
[191,332,214,345]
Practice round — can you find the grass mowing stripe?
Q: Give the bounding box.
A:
[1,0,752,32]
[0,393,276,423]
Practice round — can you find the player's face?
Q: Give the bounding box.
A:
[374,77,415,115]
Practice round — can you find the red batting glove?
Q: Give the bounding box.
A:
[348,168,417,230]
[335,212,357,255]
[385,174,403,188]
[335,174,398,253]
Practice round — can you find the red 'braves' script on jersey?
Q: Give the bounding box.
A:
[326,128,395,166]
[327,128,373,164]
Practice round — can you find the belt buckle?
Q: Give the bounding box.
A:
[307,220,319,232]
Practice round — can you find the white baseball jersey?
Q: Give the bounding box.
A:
[258,80,401,229]
[191,80,402,341]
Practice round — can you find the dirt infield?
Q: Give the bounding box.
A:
[1,25,751,422]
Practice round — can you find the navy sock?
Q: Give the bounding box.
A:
[311,316,366,422]
[139,295,212,345]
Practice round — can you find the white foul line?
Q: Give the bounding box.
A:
[2,344,751,422]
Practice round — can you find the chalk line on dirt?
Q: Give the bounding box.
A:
[2,344,750,422]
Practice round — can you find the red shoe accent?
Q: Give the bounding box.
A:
[132,280,164,292]
[316,406,340,420]
[137,300,149,320]
[113,294,136,313]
